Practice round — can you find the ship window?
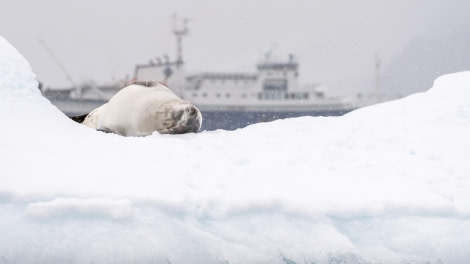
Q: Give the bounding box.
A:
[263,79,287,92]
[202,93,207,97]
[258,93,269,100]
[193,93,198,97]
[216,93,221,98]
[226,93,230,98]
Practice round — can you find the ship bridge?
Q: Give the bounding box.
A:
[257,54,299,74]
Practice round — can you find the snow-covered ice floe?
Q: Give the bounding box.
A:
[1,35,470,264]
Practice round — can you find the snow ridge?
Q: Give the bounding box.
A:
[1,34,470,264]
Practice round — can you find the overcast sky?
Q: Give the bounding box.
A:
[1,0,469,96]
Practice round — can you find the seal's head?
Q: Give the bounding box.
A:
[165,103,202,134]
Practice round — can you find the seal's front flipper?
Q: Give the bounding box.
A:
[97,127,114,134]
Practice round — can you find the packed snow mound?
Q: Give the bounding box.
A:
[1,35,470,264]
[0,37,38,95]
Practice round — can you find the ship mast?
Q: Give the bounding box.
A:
[172,15,189,68]
[375,53,381,103]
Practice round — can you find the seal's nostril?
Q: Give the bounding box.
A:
[189,106,198,116]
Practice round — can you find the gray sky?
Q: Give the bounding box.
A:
[1,0,469,96]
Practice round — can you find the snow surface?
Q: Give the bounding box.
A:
[1,35,470,264]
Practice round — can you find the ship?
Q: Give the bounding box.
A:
[133,17,355,130]
[42,17,355,131]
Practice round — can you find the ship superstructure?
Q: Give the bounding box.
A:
[134,17,353,120]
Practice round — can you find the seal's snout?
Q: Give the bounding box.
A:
[170,104,202,134]
[184,105,203,132]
